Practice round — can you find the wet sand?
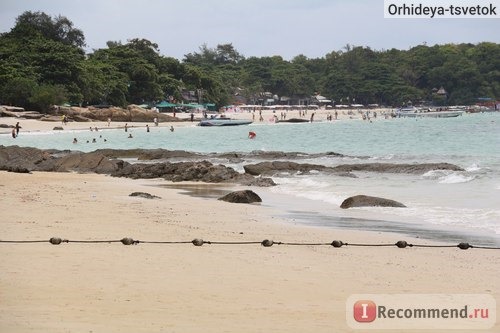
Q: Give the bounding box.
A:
[0,171,499,332]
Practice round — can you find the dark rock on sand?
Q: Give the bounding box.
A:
[218,190,262,204]
[340,195,406,209]
[0,145,53,171]
[0,107,44,119]
[54,105,180,123]
[5,166,31,173]
[239,176,276,187]
[0,146,125,173]
[53,126,64,130]
[48,152,127,173]
[129,192,161,199]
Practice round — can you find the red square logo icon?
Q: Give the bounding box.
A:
[353,300,377,322]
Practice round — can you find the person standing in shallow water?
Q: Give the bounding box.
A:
[146,124,150,132]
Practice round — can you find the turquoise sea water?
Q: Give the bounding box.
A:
[2,113,499,245]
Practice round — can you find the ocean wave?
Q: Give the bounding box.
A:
[269,177,344,205]
[369,154,395,160]
[465,163,481,172]
[438,173,475,184]
[422,169,449,179]
[422,170,475,184]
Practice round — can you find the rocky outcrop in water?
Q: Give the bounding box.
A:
[332,162,464,174]
[244,161,328,175]
[218,190,262,204]
[111,160,275,186]
[0,146,276,186]
[92,149,348,166]
[340,195,407,209]
[0,146,464,187]
[244,161,464,176]
[95,149,203,161]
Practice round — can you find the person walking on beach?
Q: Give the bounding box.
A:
[107,118,111,127]
[15,122,20,136]
[153,117,158,126]
[124,123,128,132]
[11,128,16,138]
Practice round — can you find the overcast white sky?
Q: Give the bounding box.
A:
[1,0,499,60]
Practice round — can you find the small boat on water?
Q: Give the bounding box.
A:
[396,107,464,118]
[198,117,253,126]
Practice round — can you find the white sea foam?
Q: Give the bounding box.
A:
[270,176,344,205]
[422,169,449,179]
[438,173,475,184]
[465,163,481,172]
[369,154,395,160]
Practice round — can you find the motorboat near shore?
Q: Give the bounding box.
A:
[198,117,253,126]
[396,107,464,118]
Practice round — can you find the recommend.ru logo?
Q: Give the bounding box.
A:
[347,294,496,329]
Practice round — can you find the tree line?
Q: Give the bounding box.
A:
[1,11,498,112]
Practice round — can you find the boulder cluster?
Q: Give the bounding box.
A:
[0,145,464,208]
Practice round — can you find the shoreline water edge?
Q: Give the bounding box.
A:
[1,111,499,245]
[1,110,499,332]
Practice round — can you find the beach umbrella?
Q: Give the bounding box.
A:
[156,101,177,108]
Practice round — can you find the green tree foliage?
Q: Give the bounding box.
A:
[29,84,67,112]
[0,11,498,111]
[0,11,85,109]
[10,11,85,49]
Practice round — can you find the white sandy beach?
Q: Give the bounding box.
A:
[0,106,380,134]
[0,114,499,332]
